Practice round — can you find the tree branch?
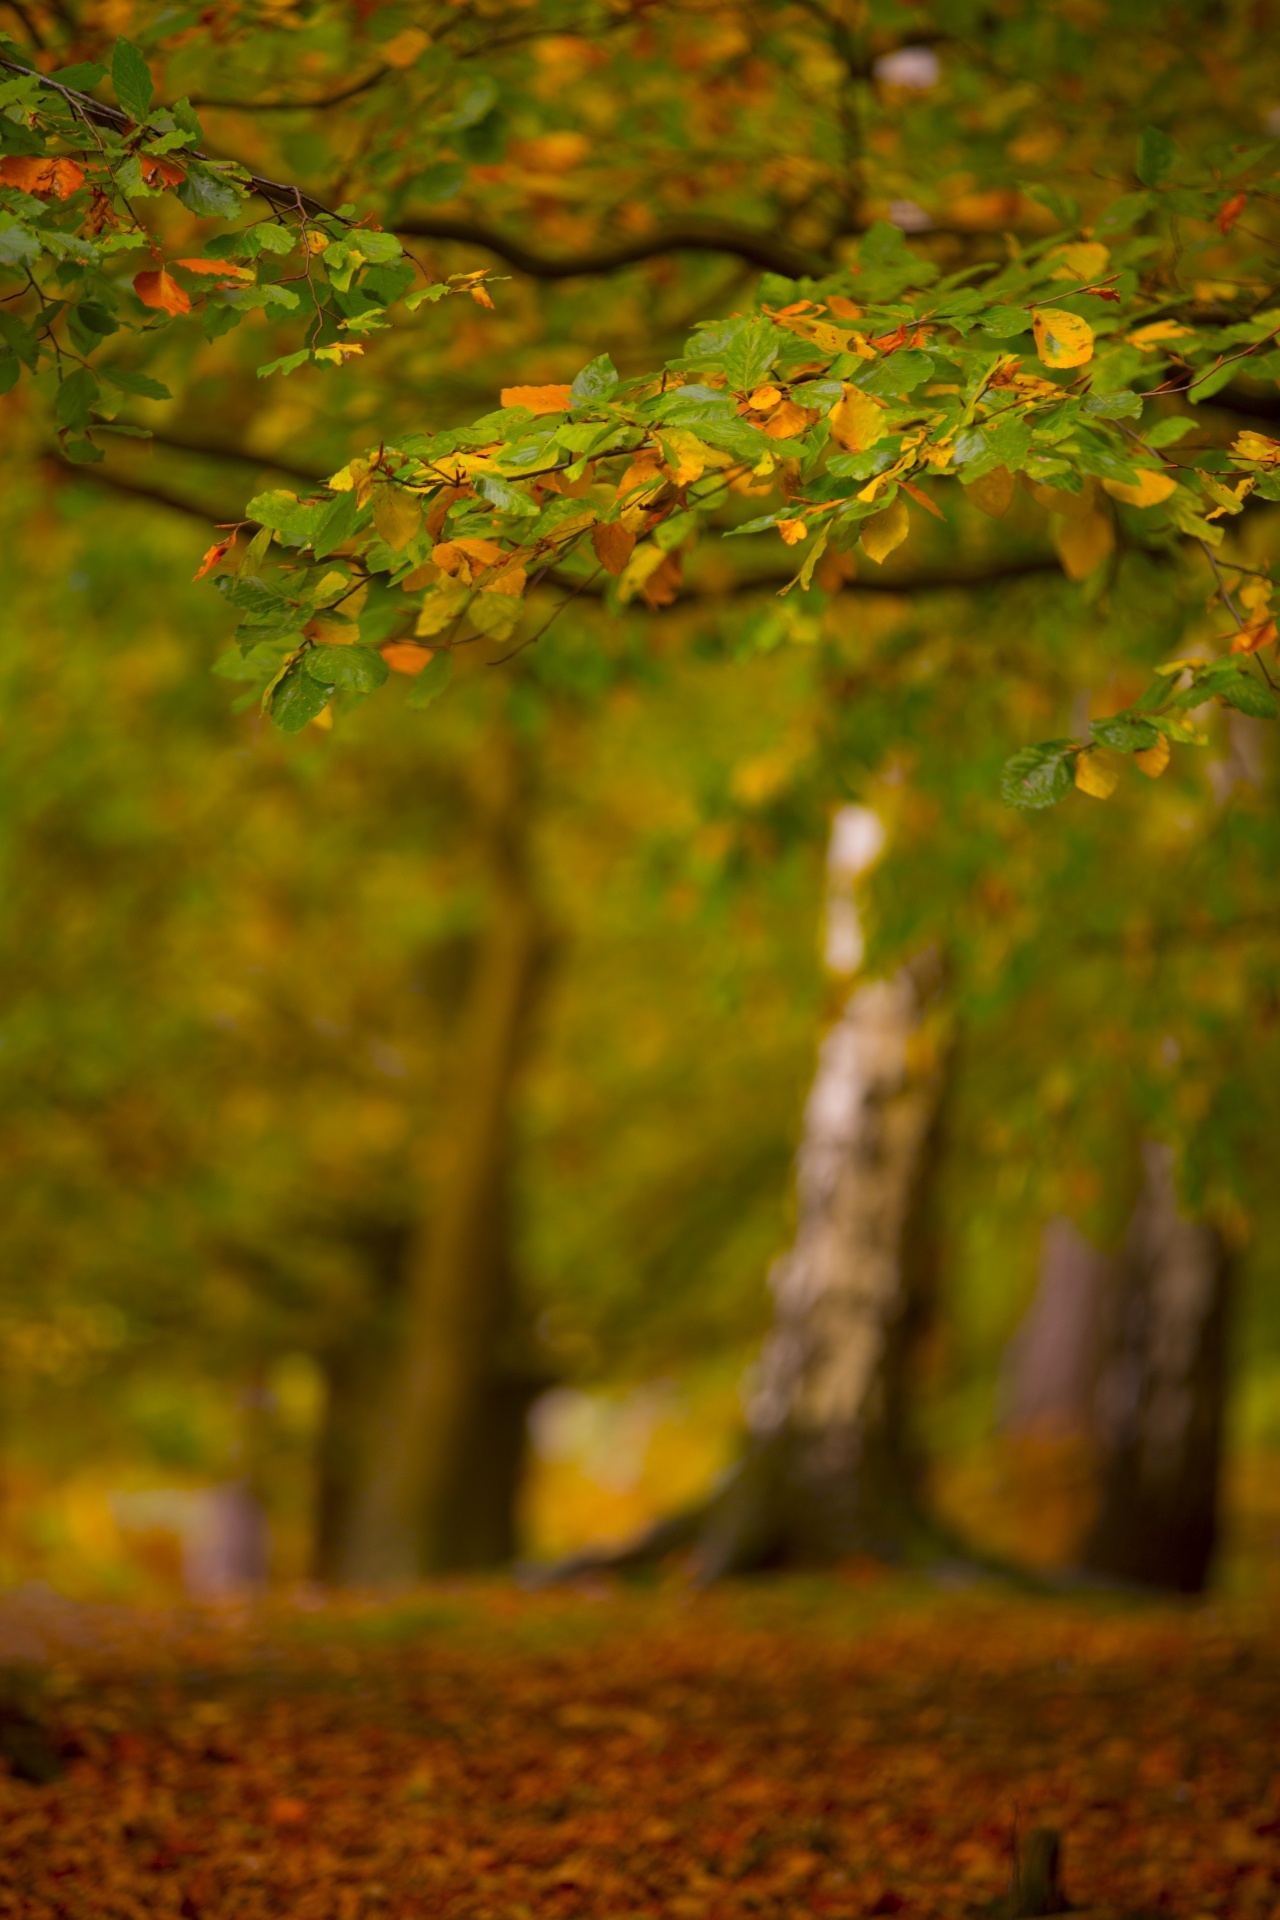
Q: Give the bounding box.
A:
[394,216,835,281]
[187,70,388,112]
[0,55,345,223]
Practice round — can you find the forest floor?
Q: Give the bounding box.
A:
[0,1575,1276,1920]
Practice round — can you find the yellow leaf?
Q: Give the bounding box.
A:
[1032,308,1094,369]
[659,429,715,487]
[964,466,1014,518]
[500,384,574,415]
[309,702,333,731]
[748,385,783,411]
[1050,241,1110,282]
[1102,469,1178,508]
[1128,319,1194,350]
[382,643,433,674]
[1053,508,1114,580]
[371,484,422,553]
[762,399,813,440]
[1231,430,1280,468]
[860,495,909,565]
[1075,751,1119,799]
[380,26,430,67]
[616,543,668,604]
[829,386,886,452]
[778,519,808,545]
[1134,734,1171,778]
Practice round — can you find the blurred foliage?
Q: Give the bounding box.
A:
[0,0,1277,1584]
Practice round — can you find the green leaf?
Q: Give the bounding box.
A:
[1094,191,1155,236]
[269,665,331,732]
[570,354,619,404]
[111,36,154,121]
[256,348,313,379]
[722,316,781,393]
[177,167,243,219]
[1081,391,1143,420]
[98,367,171,399]
[51,62,107,89]
[1001,741,1076,809]
[1145,417,1197,449]
[0,307,37,369]
[1090,713,1159,752]
[477,473,539,516]
[1136,126,1178,186]
[0,219,40,266]
[405,649,454,708]
[54,368,99,433]
[1213,669,1278,719]
[312,489,363,558]
[302,644,389,694]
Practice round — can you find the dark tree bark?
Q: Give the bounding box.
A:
[333,721,552,1582]
[1001,1217,1112,1437]
[1081,1142,1233,1595]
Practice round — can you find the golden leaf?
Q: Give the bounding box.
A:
[382,643,433,674]
[1231,431,1280,469]
[1134,735,1171,778]
[1230,618,1278,655]
[778,519,808,545]
[828,386,886,452]
[1050,241,1110,282]
[482,564,527,598]
[1075,751,1119,799]
[1128,319,1194,350]
[1102,469,1178,508]
[1032,307,1094,369]
[470,285,495,309]
[616,543,668,604]
[659,430,712,487]
[762,400,813,440]
[591,522,637,576]
[380,26,430,66]
[1053,509,1114,580]
[860,496,909,565]
[748,385,783,411]
[964,466,1015,518]
[500,384,574,415]
[371,485,422,553]
[617,456,664,501]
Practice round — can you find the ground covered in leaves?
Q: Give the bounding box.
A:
[0,1579,1276,1919]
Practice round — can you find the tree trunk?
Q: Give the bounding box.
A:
[1081,1142,1232,1594]
[693,951,949,1577]
[338,723,549,1582]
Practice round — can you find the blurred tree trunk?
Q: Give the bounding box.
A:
[1081,1142,1232,1594]
[335,722,550,1582]
[691,952,950,1577]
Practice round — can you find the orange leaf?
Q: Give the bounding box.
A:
[175,257,254,280]
[778,519,809,545]
[748,384,783,411]
[761,400,813,439]
[1230,618,1278,655]
[500,384,573,414]
[139,156,186,188]
[591,522,636,576]
[193,536,234,581]
[1217,192,1247,235]
[825,295,863,320]
[381,643,433,675]
[470,285,496,309]
[0,155,84,198]
[133,268,190,316]
[900,480,946,521]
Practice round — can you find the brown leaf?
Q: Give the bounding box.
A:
[640,551,682,608]
[964,467,1015,519]
[133,268,190,316]
[591,522,636,576]
[1217,191,1247,234]
[175,257,254,281]
[139,156,186,188]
